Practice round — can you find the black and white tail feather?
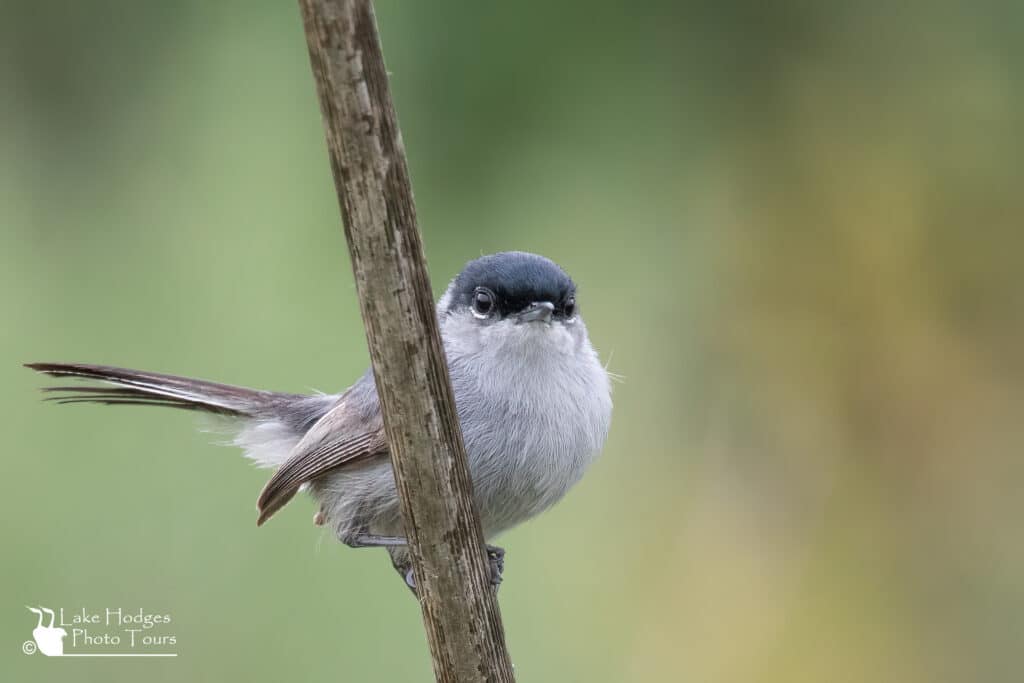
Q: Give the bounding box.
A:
[25,362,335,470]
[26,362,391,528]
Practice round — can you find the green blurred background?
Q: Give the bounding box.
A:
[2,1,1022,681]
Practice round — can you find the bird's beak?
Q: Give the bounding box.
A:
[516,301,555,323]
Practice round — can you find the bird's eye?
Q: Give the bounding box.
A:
[563,295,577,319]
[471,288,496,318]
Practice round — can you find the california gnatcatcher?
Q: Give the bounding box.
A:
[27,251,613,588]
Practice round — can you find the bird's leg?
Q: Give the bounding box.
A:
[344,533,408,548]
[344,533,507,587]
[341,533,418,590]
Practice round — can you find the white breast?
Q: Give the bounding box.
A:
[445,316,613,538]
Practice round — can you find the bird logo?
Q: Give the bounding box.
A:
[25,606,67,656]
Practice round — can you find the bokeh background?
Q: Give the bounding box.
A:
[2,1,1022,681]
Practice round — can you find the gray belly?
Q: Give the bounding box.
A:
[461,393,608,538]
[470,441,595,537]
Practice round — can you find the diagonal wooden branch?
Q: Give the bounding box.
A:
[296,1,515,681]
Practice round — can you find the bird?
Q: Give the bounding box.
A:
[27,251,613,588]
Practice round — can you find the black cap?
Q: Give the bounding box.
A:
[447,252,576,318]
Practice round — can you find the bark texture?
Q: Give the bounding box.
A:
[296,1,516,681]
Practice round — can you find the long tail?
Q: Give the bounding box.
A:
[26,362,338,470]
[25,362,278,416]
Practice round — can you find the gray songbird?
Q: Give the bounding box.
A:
[27,251,613,587]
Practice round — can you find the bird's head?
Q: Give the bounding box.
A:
[440,252,584,356]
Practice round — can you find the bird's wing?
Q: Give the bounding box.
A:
[256,380,387,525]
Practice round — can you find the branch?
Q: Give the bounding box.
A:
[296,1,516,681]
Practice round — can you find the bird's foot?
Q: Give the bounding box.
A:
[487,544,505,586]
[402,545,506,589]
